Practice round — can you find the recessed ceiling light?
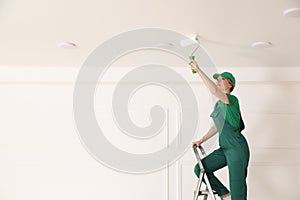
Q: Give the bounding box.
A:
[251,41,273,48]
[283,8,300,17]
[57,42,77,49]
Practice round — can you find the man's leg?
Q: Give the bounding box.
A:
[226,146,249,200]
[227,160,248,200]
[194,148,229,196]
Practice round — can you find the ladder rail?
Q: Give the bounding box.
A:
[193,145,217,200]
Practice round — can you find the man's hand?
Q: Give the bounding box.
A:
[189,60,200,73]
[192,139,203,147]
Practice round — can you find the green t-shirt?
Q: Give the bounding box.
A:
[216,93,241,129]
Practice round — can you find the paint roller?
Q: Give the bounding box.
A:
[180,34,200,74]
[189,46,200,74]
[155,34,200,74]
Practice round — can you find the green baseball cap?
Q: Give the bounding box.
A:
[213,72,236,87]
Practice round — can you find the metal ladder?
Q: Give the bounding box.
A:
[193,145,218,200]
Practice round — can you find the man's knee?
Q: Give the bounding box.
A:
[194,164,200,177]
[201,158,212,173]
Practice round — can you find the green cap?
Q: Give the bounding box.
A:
[213,72,236,87]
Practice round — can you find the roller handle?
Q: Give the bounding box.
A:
[189,56,197,74]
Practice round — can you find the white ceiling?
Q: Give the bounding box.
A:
[0,0,300,67]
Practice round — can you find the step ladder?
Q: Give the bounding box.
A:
[193,145,219,200]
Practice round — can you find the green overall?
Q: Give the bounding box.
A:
[194,93,250,200]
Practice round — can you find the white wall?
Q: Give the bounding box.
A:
[0,66,299,200]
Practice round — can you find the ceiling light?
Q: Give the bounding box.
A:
[251,41,273,48]
[283,8,300,17]
[57,42,77,49]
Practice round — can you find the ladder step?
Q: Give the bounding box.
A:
[198,190,218,195]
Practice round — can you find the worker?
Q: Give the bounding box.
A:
[190,60,250,200]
